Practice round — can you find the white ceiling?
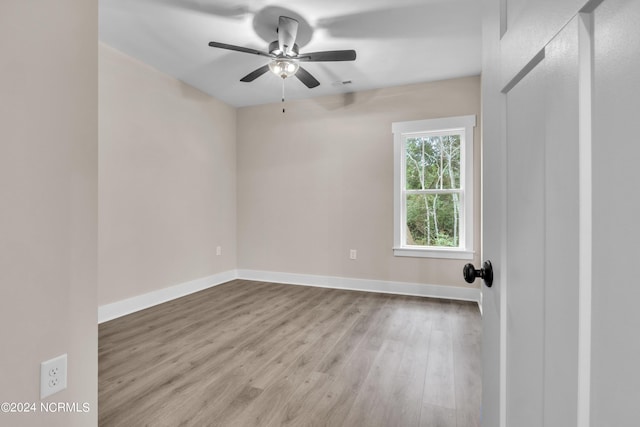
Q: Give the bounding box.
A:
[99,0,482,107]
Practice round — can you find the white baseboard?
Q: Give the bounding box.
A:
[99,269,481,323]
[98,270,238,323]
[237,269,481,304]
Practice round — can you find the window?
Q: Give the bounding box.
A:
[392,115,475,259]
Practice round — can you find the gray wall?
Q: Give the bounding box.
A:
[99,44,238,305]
[237,76,481,287]
[0,1,98,425]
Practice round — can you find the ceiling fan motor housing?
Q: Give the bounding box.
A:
[269,40,299,57]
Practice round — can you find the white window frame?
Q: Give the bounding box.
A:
[392,115,476,259]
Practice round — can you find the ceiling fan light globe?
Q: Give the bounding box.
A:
[269,59,299,79]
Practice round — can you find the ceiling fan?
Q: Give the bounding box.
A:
[208,16,356,89]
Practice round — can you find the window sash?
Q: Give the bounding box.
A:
[403,132,463,191]
[401,191,466,249]
[401,131,466,249]
[392,115,475,259]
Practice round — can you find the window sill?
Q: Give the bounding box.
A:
[393,247,475,260]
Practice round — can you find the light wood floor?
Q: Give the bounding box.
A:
[99,280,481,426]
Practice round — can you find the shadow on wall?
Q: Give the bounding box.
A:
[311,89,380,111]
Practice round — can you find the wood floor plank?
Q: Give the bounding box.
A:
[341,339,406,427]
[99,281,481,427]
[302,298,395,427]
[451,301,482,427]
[382,310,432,426]
[314,293,387,376]
[338,299,422,426]
[420,403,458,427]
[264,371,333,427]
[422,329,457,409]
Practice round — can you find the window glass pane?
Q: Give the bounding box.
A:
[405,135,461,190]
[406,193,461,247]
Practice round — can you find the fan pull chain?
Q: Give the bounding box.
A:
[281,78,286,113]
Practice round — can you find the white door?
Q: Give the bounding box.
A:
[590,1,640,425]
[481,18,582,426]
[482,0,640,425]
[505,20,581,426]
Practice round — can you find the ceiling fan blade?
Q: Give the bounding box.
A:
[278,16,299,55]
[295,66,320,89]
[240,65,270,82]
[298,50,357,62]
[208,41,272,58]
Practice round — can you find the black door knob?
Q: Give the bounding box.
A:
[463,260,493,287]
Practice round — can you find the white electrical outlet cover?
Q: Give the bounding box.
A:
[41,354,67,399]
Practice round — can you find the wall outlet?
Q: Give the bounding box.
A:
[41,354,67,398]
[216,246,222,256]
[349,249,357,260]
